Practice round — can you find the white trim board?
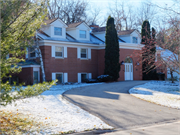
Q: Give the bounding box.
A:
[21,65,40,68]
[39,40,144,50]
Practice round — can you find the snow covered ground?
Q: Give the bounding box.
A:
[0,83,113,134]
[129,81,180,109]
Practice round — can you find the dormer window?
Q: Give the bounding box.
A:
[132,37,138,43]
[30,48,36,58]
[79,30,86,38]
[54,27,62,36]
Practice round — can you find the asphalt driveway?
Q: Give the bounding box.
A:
[63,81,180,130]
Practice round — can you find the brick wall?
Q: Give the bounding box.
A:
[98,48,142,81]
[16,67,33,85]
[40,46,99,82]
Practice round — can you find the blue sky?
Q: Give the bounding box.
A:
[87,0,175,27]
[88,0,174,13]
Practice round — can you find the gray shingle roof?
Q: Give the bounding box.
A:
[37,32,104,45]
[18,60,40,66]
[67,22,84,28]
[44,18,58,25]
[118,29,136,36]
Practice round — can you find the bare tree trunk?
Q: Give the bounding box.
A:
[35,33,46,82]
[36,44,46,82]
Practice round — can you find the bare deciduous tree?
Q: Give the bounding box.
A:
[109,0,137,31]
[85,6,102,25]
[48,0,88,24]
[135,1,158,30]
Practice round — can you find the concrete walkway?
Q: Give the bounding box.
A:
[63,81,180,134]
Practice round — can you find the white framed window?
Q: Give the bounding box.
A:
[78,73,92,83]
[52,72,68,83]
[81,73,87,82]
[81,48,87,58]
[56,73,63,84]
[54,27,62,36]
[33,67,40,84]
[29,47,36,58]
[132,37,138,43]
[55,46,63,58]
[79,30,86,38]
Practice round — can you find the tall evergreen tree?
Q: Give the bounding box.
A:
[104,16,120,81]
[141,21,157,80]
[151,27,156,62]
[141,20,150,43]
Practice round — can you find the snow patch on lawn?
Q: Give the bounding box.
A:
[129,81,180,109]
[0,83,113,134]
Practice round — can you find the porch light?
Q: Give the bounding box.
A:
[121,61,124,65]
[136,62,140,65]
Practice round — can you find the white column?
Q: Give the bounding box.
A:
[64,47,67,58]
[78,73,81,83]
[64,73,68,83]
[88,48,91,59]
[51,46,55,57]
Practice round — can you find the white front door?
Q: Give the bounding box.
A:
[125,63,133,80]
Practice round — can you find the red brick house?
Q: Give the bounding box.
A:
[16,18,144,85]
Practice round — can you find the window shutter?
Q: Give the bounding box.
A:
[64,73,68,83]
[78,73,81,83]
[26,48,28,59]
[52,46,55,57]
[64,47,67,58]
[88,73,92,79]
[77,48,80,58]
[52,73,56,81]
[88,48,91,59]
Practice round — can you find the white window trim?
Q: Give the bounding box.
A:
[64,73,68,83]
[79,30,86,39]
[54,27,62,36]
[77,48,91,60]
[33,67,40,83]
[132,37,138,44]
[52,46,67,58]
[78,73,91,83]
[29,47,37,59]
[52,72,64,83]
[80,48,87,59]
[88,73,92,79]
[55,46,64,58]
[25,48,28,59]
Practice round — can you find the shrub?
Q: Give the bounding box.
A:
[85,79,98,83]
[97,75,113,82]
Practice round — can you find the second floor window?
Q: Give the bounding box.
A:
[30,48,36,58]
[54,27,62,36]
[81,48,87,58]
[132,37,138,43]
[55,46,63,57]
[79,30,86,38]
